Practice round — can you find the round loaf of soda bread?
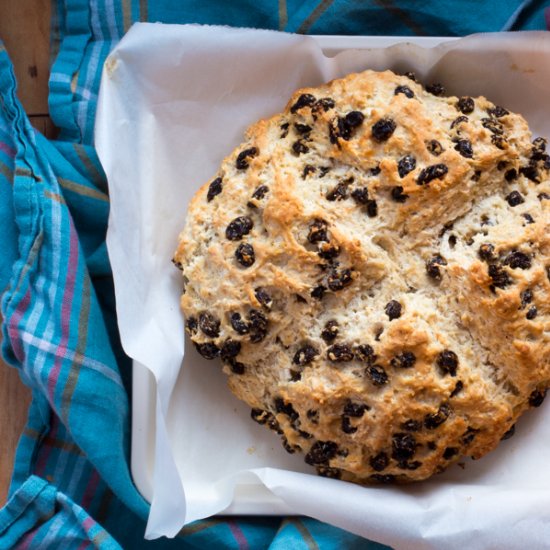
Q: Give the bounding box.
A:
[173,69,550,483]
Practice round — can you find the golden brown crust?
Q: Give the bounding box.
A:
[174,69,550,484]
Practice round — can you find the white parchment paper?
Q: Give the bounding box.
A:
[95,24,550,548]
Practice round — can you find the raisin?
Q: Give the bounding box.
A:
[307,409,319,423]
[366,364,388,386]
[538,193,550,201]
[370,452,389,471]
[520,289,533,308]
[305,441,339,465]
[254,288,273,309]
[404,71,417,81]
[280,122,290,138]
[207,177,223,201]
[221,339,241,361]
[321,320,339,343]
[456,96,475,114]
[252,185,269,200]
[281,436,298,454]
[487,105,509,118]
[248,309,268,342]
[401,419,422,431]
[344,110,365,128]
[366,200,378,217]
[185,316,198,336]
[327,344,354,362]
[274,397,299,421]
[293,345,319,366]
[290,93,316,113]
[326,180,351,201]
[318,167,331,178]
[478,243,496,262]
[450,380,464,397]
[460,427,478,445]
[398,155,416,178]
[437,350,458,376]
[198,312,220,338]
[292,140,309,155]
[236,147,259,169]
[424,403,451,429]
[317,242,340,260]
[526,306,538,320]
[302,165,316,179]
[448,234,457,247]
[501,424,516,440]
[520,162,541,183]
[230,312,249,334]
[229,360,246,374]
[355,344,375,363]
[308,219,329,243]
[391,186,409,203]
[472,171,482,182]
[481,118,503,135]
[194,342,220,360]
[426,83,445,96]
[391,351,416,369]
[426,140,443,156]
[503,250,531,270]
[454,139,473,158]
[315,97,335,112]
[235,243,255,267]
[317,466,341,479]
[370,165,382,176]
[331,113,364,141]
[532,137,548,160]
[395,85,414,98]
[171,258,183,271]
[351,187,369,205]
[443,447,458,459]
[299,430,313,439]
[426,254,447,280]
[294,123,312,135]
[522,212,535,225]
[505,191,525,207]
[327,268,354,291]
[491,135,507,149]
[385,300,402,321]
[450,116,469,130]
[371,118,396,142]
[341,416,357,434]
[505,168,518,181]
[488,264,512,289]
[417,164,448,186]
[392,433,417,460]
[370,474,395,484]
[226,216,253,241]
[529,389,546,407]
[289,370,302,382]
[311,285,326,300]
[344,401,369,417]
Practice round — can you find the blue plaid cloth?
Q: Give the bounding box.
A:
[0,1,549,548]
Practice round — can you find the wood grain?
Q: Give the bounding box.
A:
[0,326,31,505]
[0,0,52,506]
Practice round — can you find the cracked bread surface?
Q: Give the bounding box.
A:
[173,69,550,483]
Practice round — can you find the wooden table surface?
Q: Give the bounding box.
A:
[0,0,53,506]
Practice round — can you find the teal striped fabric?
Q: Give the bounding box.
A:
[0,1,549,548]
